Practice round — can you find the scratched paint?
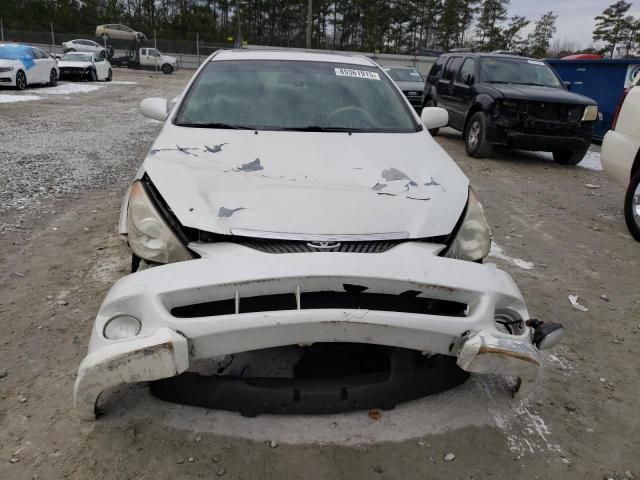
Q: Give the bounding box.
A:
[236,158,264,172]
[204,143,228,154]
[373,167,433,201]
[218,207,246,218]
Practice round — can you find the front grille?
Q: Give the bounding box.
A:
[235,238,403,254]
[526,102,582,122]
[499,101,582,124]
[171,291,467,318]
[60,67,84,74]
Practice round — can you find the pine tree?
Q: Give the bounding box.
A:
[527,11,557,58]
[476,0,509,48]
[593,0,632,59]
[500,15,529,53]
[619,15,640,57]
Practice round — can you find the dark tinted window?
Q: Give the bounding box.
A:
[455,58,475,83]
[442,57,463,82]
[479,57,562,88]
[427,56,447,79]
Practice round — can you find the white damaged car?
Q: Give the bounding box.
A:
[57,52,112,82]
[74,50,565,419]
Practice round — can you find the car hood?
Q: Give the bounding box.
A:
[58,60,91,68]
[485,83,596,105]
[162,55,177,65]
[395,81,424,92]
[0,59,21,68]
[142,126,470,240]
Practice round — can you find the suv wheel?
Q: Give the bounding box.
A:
[424,100,439,136]
[552,148,587,166]
[464,112,493,158]
[624,169,640,242]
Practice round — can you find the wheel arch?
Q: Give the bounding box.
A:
[421,86,437,107]
[463,94,493,128]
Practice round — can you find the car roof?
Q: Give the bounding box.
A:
[441,52,531,61]
[212,49,376,67]
[0,43,31,48]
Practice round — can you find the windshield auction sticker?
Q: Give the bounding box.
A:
[335,68,380,80]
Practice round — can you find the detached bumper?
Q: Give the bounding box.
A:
[488,124,592,151]
[74,242,540,419]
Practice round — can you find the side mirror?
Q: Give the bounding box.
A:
[421,106,448,131]
[140,97,169,122]
[563,81,572,91]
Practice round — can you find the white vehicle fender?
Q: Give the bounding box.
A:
[119,167,146,235]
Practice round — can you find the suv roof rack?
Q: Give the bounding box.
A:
[490,50,521,56]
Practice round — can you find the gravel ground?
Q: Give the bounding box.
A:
[0,71,179,235]
[0,69,639,480]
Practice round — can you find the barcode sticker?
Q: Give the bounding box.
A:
[335,68,380,80]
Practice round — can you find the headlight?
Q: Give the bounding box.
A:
[127,180,193,264]
[582,105,598,122]
[446,187,492,261]
[104,315,141,340]
[0,67,14,72]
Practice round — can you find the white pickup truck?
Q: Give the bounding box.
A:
[109,47,177,74]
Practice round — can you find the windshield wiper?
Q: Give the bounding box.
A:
[175,122,253,130]
[280,126,364,132]
[512,82,550,87]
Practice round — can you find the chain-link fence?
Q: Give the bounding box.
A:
[0,23,436,73]
[0,23,231,56]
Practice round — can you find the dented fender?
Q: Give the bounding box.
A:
[73,327,189,420]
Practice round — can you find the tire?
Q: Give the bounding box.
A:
[464,111,493,158]
[106,69,112,82]
[624,169,640,242]
[552,148,588,166]
[87,69,97,82]
[423,100,439,136]
[15,70,27,90]
[48,68,58,87]
[161,64,174,75]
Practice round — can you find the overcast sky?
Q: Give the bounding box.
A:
[510,0,640,48]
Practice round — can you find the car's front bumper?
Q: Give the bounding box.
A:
[488,124,592,151]
[74,242,541,419]
[0,70,17,87]
[59,68,90,81]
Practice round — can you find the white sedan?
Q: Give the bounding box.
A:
[57,52,112,82]
[601,75,640,241]
[0,43,59,90]
[73,50,565,419]
[62,39,106,55]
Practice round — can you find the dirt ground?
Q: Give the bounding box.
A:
[1,68,639,480]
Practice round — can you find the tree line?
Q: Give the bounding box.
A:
[1,0,639,58]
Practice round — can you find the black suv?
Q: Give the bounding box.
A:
[422,53,599,165]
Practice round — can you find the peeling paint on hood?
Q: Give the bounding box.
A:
[143,125,469,239]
